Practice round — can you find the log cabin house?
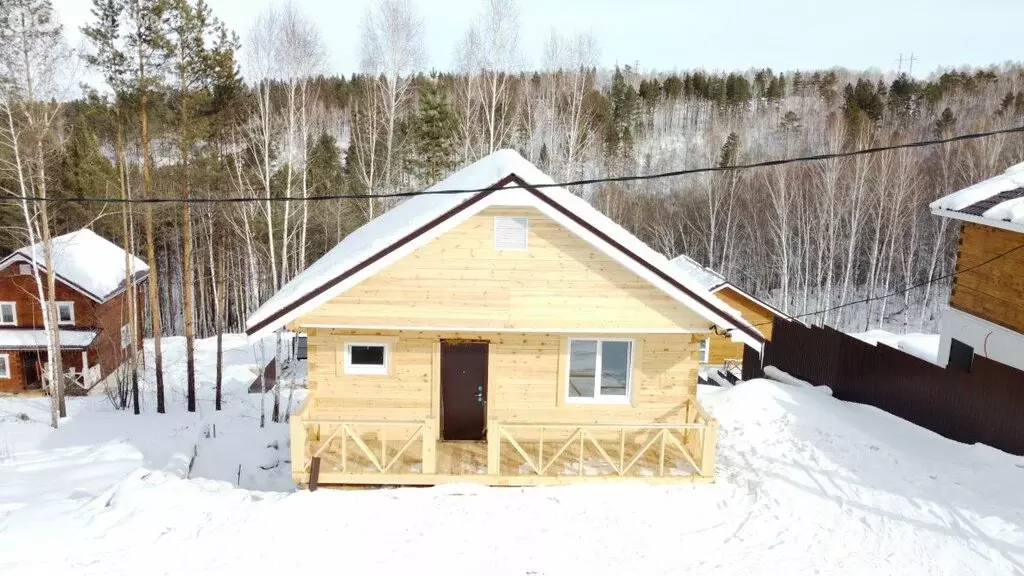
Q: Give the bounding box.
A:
[671,254,788,376]
[930,161,1024,373]
[247,150,765,488]
[0,229,147,394]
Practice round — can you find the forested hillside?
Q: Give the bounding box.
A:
[3,0,1023,346]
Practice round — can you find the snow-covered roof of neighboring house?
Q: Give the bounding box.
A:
[246,150,766,349]
[670,255,792,323]
[670,254,727,291]
[0,229,149,303]
[0,328,99,350]
[930,161,1024,234]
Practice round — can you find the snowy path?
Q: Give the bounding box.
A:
[1,337,1023,575]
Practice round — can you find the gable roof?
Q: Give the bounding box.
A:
[245,150,766,349]
[670,254,791,322]
[0,229,149,303]
[930,161,1024,234]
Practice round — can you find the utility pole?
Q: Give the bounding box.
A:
[895,52,919,75]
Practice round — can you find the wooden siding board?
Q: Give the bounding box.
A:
[951,223,1024,335]
[299,207,709,332]
[306,329,699,425]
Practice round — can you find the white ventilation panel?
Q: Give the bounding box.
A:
[18,264,30,275]
[494,216,528,250]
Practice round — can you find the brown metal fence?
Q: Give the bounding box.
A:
[745,318,1024,456]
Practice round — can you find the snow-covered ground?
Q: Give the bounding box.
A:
[2,337,1023,575]
[851,329,942,363]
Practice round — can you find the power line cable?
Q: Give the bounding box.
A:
[1,124,1022,205]
[743,240,1024,331]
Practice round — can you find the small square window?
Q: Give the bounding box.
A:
[56,302,75,325]
[0,353,9,379]
[344,343,389,375]
[0,302,15,325]
[494,216,528,250]
[699,338,710,364]
[18,264,31,275]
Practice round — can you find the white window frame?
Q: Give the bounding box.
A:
[56,301,75,325]
[0,302,15,326]
[343,342,390,376]
[121,324,131,349]
[0,353,10,379]
[699,338,710,364]
[493,216,529,251]
[564,338,634,404]
[18,263,31,275]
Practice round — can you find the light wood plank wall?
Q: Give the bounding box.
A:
[706,286,775,365]
[299,207,709,332]
[952,222,1024,335]
[305,328,702,425]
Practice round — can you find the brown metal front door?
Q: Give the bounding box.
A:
[440,340,488,441]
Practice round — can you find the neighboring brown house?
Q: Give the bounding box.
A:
[930,161,1024,372]
[670,254,789,368]
[0,229,147,393]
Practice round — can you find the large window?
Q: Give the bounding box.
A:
[0,353,10,379]
[0,302,15,326]
[344,343,389,375]
[566,339,633,402]
[56,302,75,325]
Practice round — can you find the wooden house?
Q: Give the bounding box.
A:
[0,229,147,393]
[247,150,764,487]
[930,162,1024,372]
[671,254,789,370]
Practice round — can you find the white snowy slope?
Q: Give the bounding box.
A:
[2,337,1023,576]
[246,149,759,346]
[0,328,98,348]
[930,161,1024,226]
[0,229,149,302]
[851,330,941,363]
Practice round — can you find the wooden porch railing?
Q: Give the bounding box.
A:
[487,398,718,479]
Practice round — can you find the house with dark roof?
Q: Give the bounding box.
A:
[247,150,764,488]
[0,230,147,393]
[930,161,1024,372]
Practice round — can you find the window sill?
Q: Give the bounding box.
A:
[564,397,632,406]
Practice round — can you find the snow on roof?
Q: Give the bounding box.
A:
[0,229,149,302]
[0,328,98,349]
[670,254,727,291]
[930,161,1024,231]
[246,150,763,347]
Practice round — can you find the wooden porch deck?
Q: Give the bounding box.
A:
[291,397,719,488]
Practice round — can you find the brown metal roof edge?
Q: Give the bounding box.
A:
[245,176,513,336]
[521,181,764,344]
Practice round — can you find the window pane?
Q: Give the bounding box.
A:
[568,340,597,398]
[0,356,8,376]
[0,305,12,323]
[349,345,385,366]
[58,304,72,322]
[600,341,630,396]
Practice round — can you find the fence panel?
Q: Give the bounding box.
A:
[761,318,1024,456]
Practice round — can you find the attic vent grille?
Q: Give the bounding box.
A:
[494,216,528,250]
[17,264,30,275]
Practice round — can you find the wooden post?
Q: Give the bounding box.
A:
[289,416,307,485]
[487,419,500,475]
[422,418,437,474]
[309,457,321,491]
[701,420,718,479]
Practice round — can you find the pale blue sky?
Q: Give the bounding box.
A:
[55,0,1021,77]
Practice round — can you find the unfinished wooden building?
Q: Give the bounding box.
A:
[246,150,765,487]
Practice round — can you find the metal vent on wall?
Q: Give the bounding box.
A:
[494,216,528,250]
